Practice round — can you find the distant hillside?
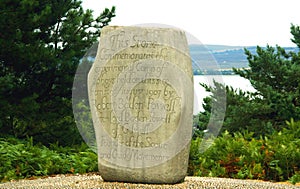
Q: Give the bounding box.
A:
[82,43,298,75]
[189,44,298,75]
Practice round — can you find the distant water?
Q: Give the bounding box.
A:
[193,75,255,114]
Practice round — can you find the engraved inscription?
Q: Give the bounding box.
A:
[88,26,194,170]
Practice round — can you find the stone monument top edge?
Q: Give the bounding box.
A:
[100,25,187,34]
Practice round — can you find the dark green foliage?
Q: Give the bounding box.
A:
[290,174,300,185]
[291,24,300,48]
[0,137,97,183]
[193,82,226,139]
[195,24,300,136]
[0,0,115,145]
[191,24,300,183]
[235,44,300,127]
[189,119,300,183]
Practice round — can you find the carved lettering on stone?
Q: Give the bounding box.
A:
[88,26,193,184]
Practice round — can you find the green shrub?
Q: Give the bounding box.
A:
[264,119,300,181]
[289,173,300,185]
[188,119,300,182]
[0,137,97,183]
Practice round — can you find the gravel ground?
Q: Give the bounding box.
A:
[0,174,299,189]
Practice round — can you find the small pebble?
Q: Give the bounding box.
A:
[0,174,299,189]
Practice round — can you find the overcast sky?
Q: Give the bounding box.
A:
[82,0,299,47]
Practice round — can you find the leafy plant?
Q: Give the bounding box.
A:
[189,119,300,182]
[289,173,300,185]
[0,137,98,183]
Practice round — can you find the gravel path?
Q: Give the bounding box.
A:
[0,174,299,189]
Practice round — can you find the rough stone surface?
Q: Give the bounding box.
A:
[88,26,194,184]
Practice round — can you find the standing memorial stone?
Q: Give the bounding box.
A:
[88,26,193,184]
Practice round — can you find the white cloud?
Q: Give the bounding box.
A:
[82,0,299,46]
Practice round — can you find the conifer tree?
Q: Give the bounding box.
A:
[0,0,115,145]
[195,24,300,136]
